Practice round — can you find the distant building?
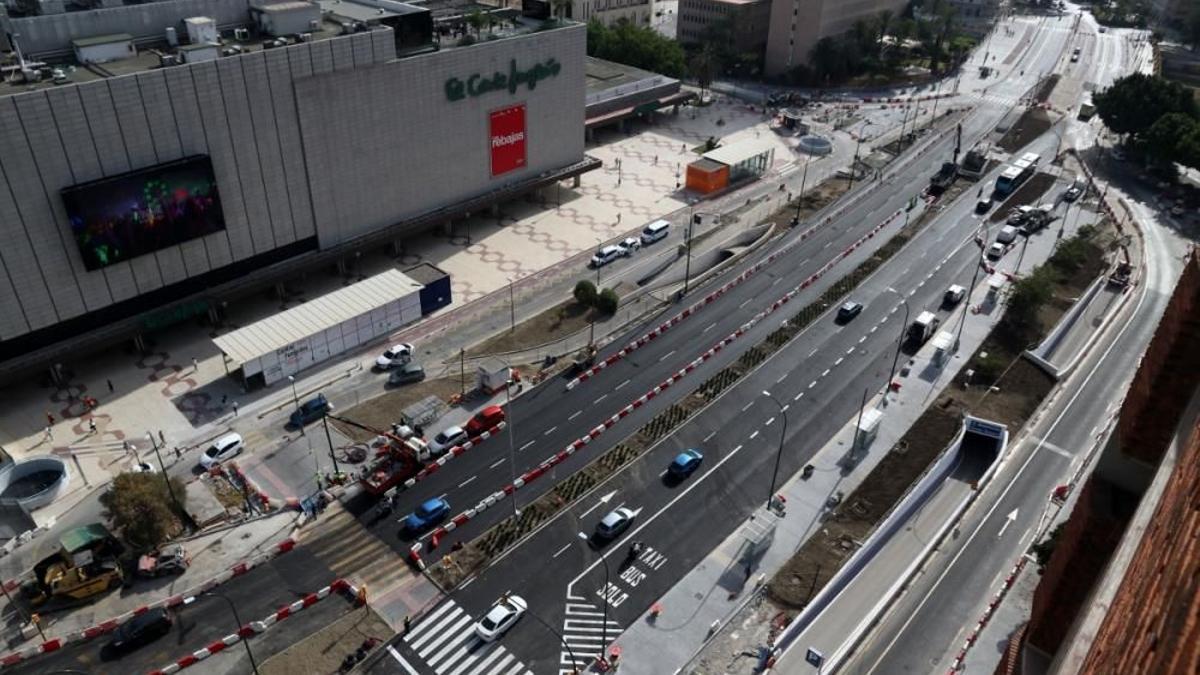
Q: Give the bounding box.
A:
[764,0,907,78]
[677,0,771,56]
[1149,0,1190,29]
[553,0,655,27]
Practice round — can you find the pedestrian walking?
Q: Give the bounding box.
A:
[174,446,182,460]
[232,401,239,417]
[44,426,52,441]
[88,419,97,434]
[158,430,166,445]
[403,616,412,633]
[221,394,228,407]
[45,411,55,426]
[191,357,198,372]
[106,379,114,393]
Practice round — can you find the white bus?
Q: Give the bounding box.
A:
[995,152,1040,195]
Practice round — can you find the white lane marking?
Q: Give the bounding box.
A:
[615,379,630,391]
[772,277,782,286]
[871,325,879,334]
[739,298,753,309]
[776,373,788,383]
[659,350,676,362]
[846,347,855,355]
[821,369,830,377]
[458,476,477,489]
[594,394,607,404]
[387,646,420,675]
[519,440,536,452]
[553,543,573,558]
[799,258,810,266]
[703,322,717,334]
[749,430,760,440]
[544,426,558,436]
[568,410,582,421]
[809,348,819,357]
[703,431,716,443]
[823,241,832,249]
[489,459,506,469]
[781,404,789,413]
[834,357,844,366]
[742,401,755,412]
[858,336,867,344]
[765,417,776,427]
[809,381,817,389]
[794,392,803,401]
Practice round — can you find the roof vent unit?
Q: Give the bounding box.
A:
[234,27,250,40]
[158,53,179,66]
[298,32,312,42]
[165,26,178,47]
[308,19,320,30]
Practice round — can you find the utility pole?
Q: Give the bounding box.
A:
[683,212,698,295]
[320,414,340,477]
[147,431,184,516]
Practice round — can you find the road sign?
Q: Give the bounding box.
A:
[806,647,824,666]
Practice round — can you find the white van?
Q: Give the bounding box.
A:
[590,245,624,268]
[996,225,1018,245]
[640,220,670,245]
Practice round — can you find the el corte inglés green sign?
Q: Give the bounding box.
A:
[445,57,562,102]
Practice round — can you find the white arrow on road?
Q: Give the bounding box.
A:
[997,508,1019,538]
[580,490,617,518]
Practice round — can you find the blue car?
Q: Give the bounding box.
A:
[404,498,450,533]
[289,393,331,428]
[668,449,704,479]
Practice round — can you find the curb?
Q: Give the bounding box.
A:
[413,207,911,559]
[0,537,299,670]
[149,578,357,675]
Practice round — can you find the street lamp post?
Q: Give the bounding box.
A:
[884,287,911,402]
[146,431,184,516]
[287,375,303,437]
[577,532,612,665]
[500,359,520,518]
[192,592,260,675]
[792,152,812,226]
[846,120,872,191]
[683,208,698,296]
[320,414,341,477]
[760,391,788,508]
[508,277,517,333]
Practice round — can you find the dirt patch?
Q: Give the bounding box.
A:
[259,604,391,675]
[207,475,246,511]
[990,172,1057,222]
[1034,74,1061,103]
[467,300,602,356]
[331,376,472,443]
[997,107,1054,154]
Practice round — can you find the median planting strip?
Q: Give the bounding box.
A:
[420,203,932,583]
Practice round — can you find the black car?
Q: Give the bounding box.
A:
[102,607,172,658]
[388,362,426,386]
[836,301,864,323]
[289,393,331,428]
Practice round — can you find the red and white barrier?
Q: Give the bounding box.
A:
[0,536,299,670]
[947,557,1029,673]
[399,422,506,491]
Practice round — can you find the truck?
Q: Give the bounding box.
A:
[906,311,941,349]
[329,414,436,496]
[958,148,988,180]
[570,345,598,376]
[22,524,125,607]
[1078,100,1096,121]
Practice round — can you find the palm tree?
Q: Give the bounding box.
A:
[689,45,718,101]
[466,9,487,38]
[810,36,843,84]
[928,6,956,74]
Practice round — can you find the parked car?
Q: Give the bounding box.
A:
[465,405,505,436]
[387,362,426,386]
[428,425,468,455]
[474,594,527,642]
[986,242,1006,261]
[102,607,172,658]
[618,237,641,255]
[975,197,993,213]
[128,461,156,474]
[199,433,244,469]
[289,393,331,428]
[404,498,450,533]
[667,449,704,479]
[374,343,414,370]
[593,507,636,543]
[996,225,1018,245]
[836,301,864,323]
[1007,205,1034,225]
[1063,185,1082,202]
[136,546,190,578]
[590,245,624,268]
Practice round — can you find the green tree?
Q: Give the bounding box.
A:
[596,288,620,314]
[876,9,894,58]
[100,472,187,550]
[1095,73,1199,139]
[550,0,571,22]
[574,280,597,307]
[586,20,686,77]
[1143,112,1200,166]
[689,45,718,101]
[1001,267,1054,345]
[1188,4,1200,51]
[1032,523,1065,573]
[466,9,487,38]
[810,36,847,84]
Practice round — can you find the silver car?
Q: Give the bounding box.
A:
[474,594,527,642]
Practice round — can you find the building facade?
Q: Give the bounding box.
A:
[0,5,589,373]
[569,0,653,27]
[1150,0,1190,29]
[764,0,907,78]
[676,0,770,56]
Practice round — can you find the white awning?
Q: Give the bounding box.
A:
[212,269,422,366]
[702,138,777,167]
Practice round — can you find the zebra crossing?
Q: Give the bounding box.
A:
[559,601,623,675]
[391,599,535,675]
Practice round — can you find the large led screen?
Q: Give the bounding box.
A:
[63,155,225,271]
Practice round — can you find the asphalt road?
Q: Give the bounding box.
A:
[9,547,340,675]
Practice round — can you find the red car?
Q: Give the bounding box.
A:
[466,405,506,436]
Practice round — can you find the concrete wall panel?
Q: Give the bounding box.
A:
[241,52,297,247]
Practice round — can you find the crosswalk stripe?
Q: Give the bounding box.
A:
[463,647,509,675]
[487,653,515,674]
[407,602,457,641]
[427,628,477,668]
[409,606,464,651]
[501,662,525,675]
[418,614,473,659]
[445,641,500,675]
[388,645,420,675]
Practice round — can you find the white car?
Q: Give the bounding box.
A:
[474,594,527,642]
[199,433,244,469]
[590,245,624,268]
[129,461,156,474]
[428,426,467,456]
[618,237,641,255]
[375,343,414,370]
